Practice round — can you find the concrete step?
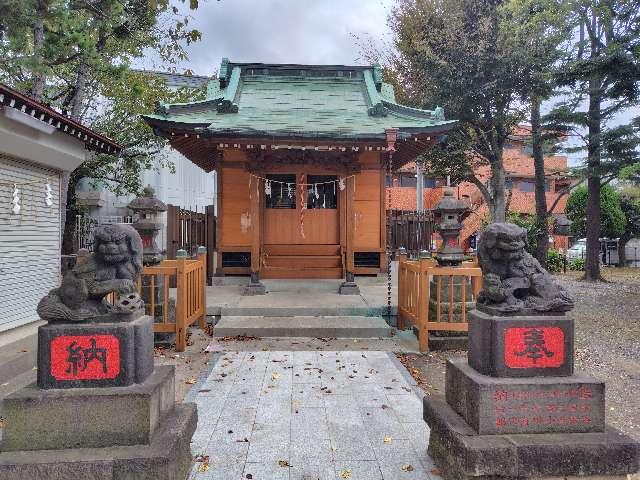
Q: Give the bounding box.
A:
[208,305,398,317]
[213,315,393,338]
[0,369,36,401]
[0,334,37,385]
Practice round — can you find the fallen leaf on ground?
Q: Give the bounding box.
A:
[271,372,281,380]
[194,455,210,472]
[401,464,414,472]
[277,460,290,467]
[340,469,352,479]
[383,436,392,443]
[185,378,197,384]
[431,468,442,475]
[246,474,253,479]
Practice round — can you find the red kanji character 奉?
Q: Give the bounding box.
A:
[514,328,554,363]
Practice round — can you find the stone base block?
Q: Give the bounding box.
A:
[242,281,267,296]
[37,315,154,389]
[2,366,175,451]
[445,359,604,435]
[468,310,574,377]
[424,395,639,480]
[338,281,360,295]
[0,402,197,480]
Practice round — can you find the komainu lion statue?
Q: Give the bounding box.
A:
[476,223,573,315]
[38,224,144,322]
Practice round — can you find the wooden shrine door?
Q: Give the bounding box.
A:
[262,172,342,278]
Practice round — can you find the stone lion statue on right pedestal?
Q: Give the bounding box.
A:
[476,222,574,316]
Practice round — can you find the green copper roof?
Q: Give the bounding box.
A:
[144,60,456,141]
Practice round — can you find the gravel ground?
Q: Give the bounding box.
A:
[399,267,640,441]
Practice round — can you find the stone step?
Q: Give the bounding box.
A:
[208,305,398,317]
[213,315,393,338]
[0,333,37,385]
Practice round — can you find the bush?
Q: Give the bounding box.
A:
[546,249,564,273]
[569,257,585,271]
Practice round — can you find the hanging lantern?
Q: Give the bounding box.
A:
[44,182,53,207]
[287,183,294,198]
[339,178,346,191]
[11,184,20,214]
[265,180,272,196]
[314,183,319,199]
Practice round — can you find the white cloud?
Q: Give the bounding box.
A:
[139,0,395,75]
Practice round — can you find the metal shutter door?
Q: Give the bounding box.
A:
[0,154,61,332]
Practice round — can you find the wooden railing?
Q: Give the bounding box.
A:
[139,249,207,352]
[398,253,482,352]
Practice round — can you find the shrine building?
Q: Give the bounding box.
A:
[143,59,455,280]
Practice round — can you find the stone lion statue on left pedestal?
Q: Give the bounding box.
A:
[38,224,144,323]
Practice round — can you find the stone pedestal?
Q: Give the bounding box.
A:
[0,315,197,479]
[37,314,154,389]
[468,310,574,377]
[339,271,361,295]
[423,311,639,480]
[242,272,267,296]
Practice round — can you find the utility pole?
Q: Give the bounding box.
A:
[416,162,424,211]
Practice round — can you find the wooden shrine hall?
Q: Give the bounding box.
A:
[143,59,455,290]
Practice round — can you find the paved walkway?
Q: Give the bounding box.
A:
[187,350,440,480]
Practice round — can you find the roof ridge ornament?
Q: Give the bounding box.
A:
[368,103,388,117]
[373,64,383,91]
[219,57,230,88]
[217,99,239,113]
[434,106,445,120]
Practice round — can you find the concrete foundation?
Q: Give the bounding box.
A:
[423,395,639,480]
[2,366,175,451]
[0,402,196,480]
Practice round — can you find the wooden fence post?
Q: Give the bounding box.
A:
[175,249,188,352]
[397,248,407,330]
[418,251,431,352]
[197,245,207,330]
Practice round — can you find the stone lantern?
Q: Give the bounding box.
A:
[128,186,167,266]
[433,188,469,266]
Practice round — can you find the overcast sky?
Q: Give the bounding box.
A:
[138,0,395,75]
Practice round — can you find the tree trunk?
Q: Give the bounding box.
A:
[30,1,47,100]
[531,95,549,267]
[584,76,602,281]
[70,60,89,121]
[489,153,506,223]
[30,16,45,102]
[617,237,628,267]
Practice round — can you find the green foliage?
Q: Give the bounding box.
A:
[545,1,640,181]
[569,257,585,271]
[546,249,564,273]
[566,185,626,239]
[0,0,204,197]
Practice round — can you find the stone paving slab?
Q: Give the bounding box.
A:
[187,350,441,480]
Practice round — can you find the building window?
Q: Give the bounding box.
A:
[400,175,417,188]
[519,180,535,192]
[518,180,550,192]
[265,174,296,209]
[505,178,514,190]
[306,175,337,209]
[423,177,437,188]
